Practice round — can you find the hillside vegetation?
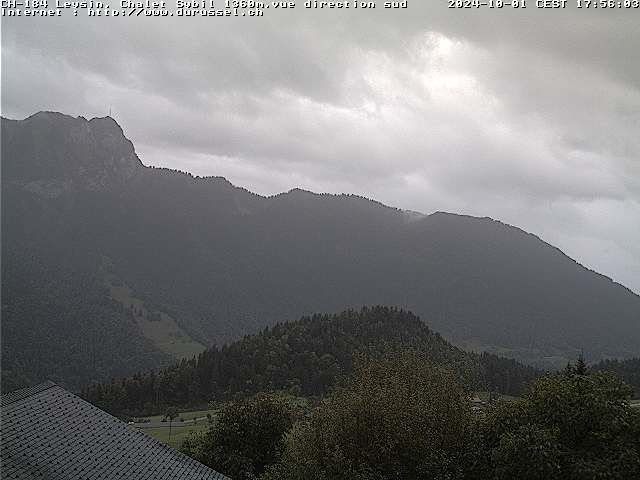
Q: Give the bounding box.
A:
[593,357,640,398]
[82,307,540,416]
[179,353,640,480]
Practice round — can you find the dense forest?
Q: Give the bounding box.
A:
[4,112,640,391]
[1,255,171,391]
[82,307,540,416]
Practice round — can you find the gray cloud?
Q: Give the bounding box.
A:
[2,6,639,292]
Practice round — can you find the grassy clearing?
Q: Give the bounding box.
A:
[145,409,217,423]
[143,422,209,449]
[455,340,573,371]
[107,277,206,360]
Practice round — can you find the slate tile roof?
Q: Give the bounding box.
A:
[1,381,230,479]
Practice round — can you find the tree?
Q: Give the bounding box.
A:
[265,351,473,480]
[164,407,179,443]
[181,394,293,479]
[476,370,640,480]
[592,357,640,398]
[574,351,588,376]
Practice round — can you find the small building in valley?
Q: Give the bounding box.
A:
[1,381,229,479]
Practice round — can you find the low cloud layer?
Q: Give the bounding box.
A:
[2,7,639,292]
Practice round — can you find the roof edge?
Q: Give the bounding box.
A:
[1,380,59,407]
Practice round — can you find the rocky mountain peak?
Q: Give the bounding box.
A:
[2,112,143,196]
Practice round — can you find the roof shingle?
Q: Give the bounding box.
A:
[1,382,229,479]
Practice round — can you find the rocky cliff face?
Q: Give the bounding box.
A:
[2,112,142,196]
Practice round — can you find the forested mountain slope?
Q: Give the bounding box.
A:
[3,112,639,390]
[82,307,540,416]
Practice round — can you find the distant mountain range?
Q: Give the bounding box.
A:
[3,112,639,390]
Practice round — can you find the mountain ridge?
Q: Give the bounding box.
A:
[1,111,632,296]
[3,111,639,390]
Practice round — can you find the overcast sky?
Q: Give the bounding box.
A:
[2,5,639,293]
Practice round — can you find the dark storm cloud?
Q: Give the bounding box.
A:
[2,6,639,292]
